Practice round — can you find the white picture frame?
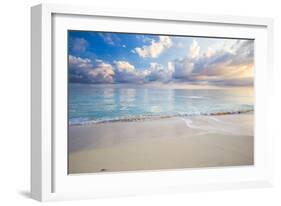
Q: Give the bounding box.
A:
[31,3,274,202]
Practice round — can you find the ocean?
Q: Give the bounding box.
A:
[68,83,254,125]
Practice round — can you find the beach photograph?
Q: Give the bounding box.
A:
[68,31,254,174]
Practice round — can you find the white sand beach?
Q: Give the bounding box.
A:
[68,113,253,174]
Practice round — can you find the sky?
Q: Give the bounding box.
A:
[68,30,254,88]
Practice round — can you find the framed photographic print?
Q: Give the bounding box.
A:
[31,3,274,201]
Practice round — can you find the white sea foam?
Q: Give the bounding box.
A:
[181,118,193,128]
[180,114,252,136]
[188,96,204,99]
[69,109,253,126]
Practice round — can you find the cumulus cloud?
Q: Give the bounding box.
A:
[173,40,200,79]
[134,36,172,58]
[174,58,194,79]
[144,62,174,83]
[69,39,254,87]
[115,61,135,73]
[69,56,175,84]
[189,40,200,59]
[172,39,254,86]
[114,61,145,83]
[69,55,115,83]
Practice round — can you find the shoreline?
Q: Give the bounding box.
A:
[69,112,254,174]
[69,109,254,126]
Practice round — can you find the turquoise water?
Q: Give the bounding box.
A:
[69,83,254,125]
